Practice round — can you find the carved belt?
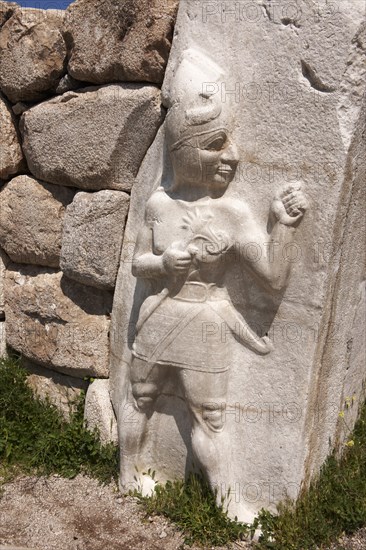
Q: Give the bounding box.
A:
[172,282,228,303]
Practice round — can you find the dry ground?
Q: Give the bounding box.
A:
[0,475,251,550]
[0,475,364,550]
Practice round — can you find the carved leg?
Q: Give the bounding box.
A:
[177,368,231,508]
[119,358,165,494]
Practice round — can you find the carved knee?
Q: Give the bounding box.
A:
[201,402,225,432]
[132,382,158,411]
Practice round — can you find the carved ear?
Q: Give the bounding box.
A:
[185,94,222,126]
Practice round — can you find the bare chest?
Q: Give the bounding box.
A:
[150,202,231,255]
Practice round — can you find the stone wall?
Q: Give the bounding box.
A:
[0,0,178,415]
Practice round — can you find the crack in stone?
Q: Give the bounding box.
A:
[281,17,300,28]
[301,60,336,93]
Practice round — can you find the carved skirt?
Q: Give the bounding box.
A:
[132,282,271,373]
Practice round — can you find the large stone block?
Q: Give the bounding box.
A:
[0,8,67,103]
[60,190,130,290]
[0,93,24,179]
[110,0,366,524]
[84,379,118,444]
[0,175,75,267]
[20,84,164,191]
[5,266,112,378]
[64,0,179,85]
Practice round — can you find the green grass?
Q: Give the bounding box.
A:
[135,402,366,549]
[1,355,365,549]
[134,472,252,546]
[254,400,366,550]
[0,356,118,483]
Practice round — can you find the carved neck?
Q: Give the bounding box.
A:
[169,181,227,201]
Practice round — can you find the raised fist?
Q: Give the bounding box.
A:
[271,184,309,226]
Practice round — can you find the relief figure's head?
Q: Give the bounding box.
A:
[164,49,239,195]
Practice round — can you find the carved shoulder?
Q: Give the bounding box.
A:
[218,197,254,226]
[144,187,169,223]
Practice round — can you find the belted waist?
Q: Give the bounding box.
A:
[172,282,229,303]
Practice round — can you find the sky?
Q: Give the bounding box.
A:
[16,0,74,8]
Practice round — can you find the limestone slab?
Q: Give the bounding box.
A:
[0,175,75,268]
[84,379,118,445]
[0,8,67,103]
[60,190,130,290]
[0,93,24,179]
[21,84,164,191]
[64,0,179,85]
[110,0,366,524]
[5,266,112,378]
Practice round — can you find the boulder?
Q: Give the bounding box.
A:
[0,175,75,267]
[0,93,24,179]
[5,265,112,378]
[60,190,130,290]
[0,8,67,103]
[84,379,118,444]
[21,84,164,191]
[64,0,179,85]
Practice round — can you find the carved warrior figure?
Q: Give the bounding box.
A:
[121,50,308,519]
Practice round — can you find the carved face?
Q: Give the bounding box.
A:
[170,127,239,191]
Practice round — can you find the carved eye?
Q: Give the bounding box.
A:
[205,134,227,151]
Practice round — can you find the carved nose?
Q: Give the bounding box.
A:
[222,141,239,165]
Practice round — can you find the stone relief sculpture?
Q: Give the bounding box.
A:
[120,49,308,520]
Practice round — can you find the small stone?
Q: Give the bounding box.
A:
[12,102,29,116]
[0,93,24,179]
[0,320,5,358]
[24,359,88,420]
[0,248,8,314]
[55,74,82,95]
[84,379,118,444]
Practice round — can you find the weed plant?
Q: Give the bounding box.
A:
[255,399,366,549]
[1,355,365,549]
[136,401,366,549]
[135,471,251,546]
[0,356,118,483]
